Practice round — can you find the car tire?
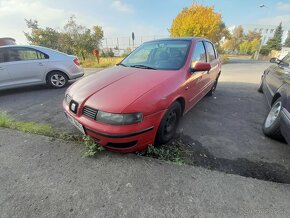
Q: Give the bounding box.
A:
[46,71,68,88]
[155,101,182,145]
[263,98,283,140]
[258,77,263,93]
[206,76,219,96]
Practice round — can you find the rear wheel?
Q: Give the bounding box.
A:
[155,102,182,144]
[263,98,283,140]
[46,71,68,88]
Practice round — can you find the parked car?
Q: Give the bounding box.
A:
[0,45,84,90]
[258,54,290,144]
[64,38,221,152]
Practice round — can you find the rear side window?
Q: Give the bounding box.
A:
[192,42,207,63]
[204,42,216,62]
[7,48,48,62]
[0,48,4,63]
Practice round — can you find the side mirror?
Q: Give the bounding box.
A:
[191,62,211,73]
[270,57,280,64]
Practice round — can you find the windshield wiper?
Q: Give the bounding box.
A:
[116,63,127,67]
[130,64,156,70]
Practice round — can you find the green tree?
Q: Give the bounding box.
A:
[169,4,228,43]
[24,16,104,59]
[266,22,283,51]
[24,19,60,50]
[223,26,244,53]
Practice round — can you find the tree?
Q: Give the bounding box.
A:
[24,16,104,60]
[284,31,290,47]
[259,23,283,56]
[266,22,283,51]
[169,4,228,43]
[24,19,60,50]
[223,26,244,52]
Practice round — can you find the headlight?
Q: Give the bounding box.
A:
[96,111,143,125]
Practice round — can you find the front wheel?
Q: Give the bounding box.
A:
[263,98,283,140]
[155,102,182,144]
[46,71,68,88]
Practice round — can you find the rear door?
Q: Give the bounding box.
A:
[5,47,49,85]
[203,41,220,92]
[0,48,11,88]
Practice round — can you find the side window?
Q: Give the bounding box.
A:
[0,49,5,63]
[192,42,207,63]
[7,48,47,62]
[204,42,216,62]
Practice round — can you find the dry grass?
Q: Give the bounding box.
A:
[81,57,124,68]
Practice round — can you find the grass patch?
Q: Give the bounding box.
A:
[82,136,105,157]
[0,112,55,136]
[81,57,123,68]
[137,140,188,165]
[0,112,104,157]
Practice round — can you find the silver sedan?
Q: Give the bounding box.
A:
[0,45,84,90]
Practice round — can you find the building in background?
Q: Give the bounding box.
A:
[0,37,16,46]
[229,24,289,45]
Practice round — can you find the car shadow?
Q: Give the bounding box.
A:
[178,81,290,172]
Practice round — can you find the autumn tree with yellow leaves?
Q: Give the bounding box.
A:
[169,4,229,43]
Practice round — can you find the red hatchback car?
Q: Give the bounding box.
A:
[63,38,221,152]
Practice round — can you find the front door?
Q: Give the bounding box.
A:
[185,41,208,110]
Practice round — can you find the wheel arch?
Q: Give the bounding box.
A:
[173,96,186,116]
[271,93,281,106]
[45,70,69,82]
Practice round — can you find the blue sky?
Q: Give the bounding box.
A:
[0,0,290,44]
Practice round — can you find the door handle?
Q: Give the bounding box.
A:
[38,62,44,66]
[0,67,3,70]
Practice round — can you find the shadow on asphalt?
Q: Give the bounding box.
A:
[175,134,290,184]
[177,80,290,184]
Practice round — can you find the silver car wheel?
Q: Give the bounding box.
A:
[51,74,66,87]
[265,101,282,128]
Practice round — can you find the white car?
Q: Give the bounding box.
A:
[0,45,84,90]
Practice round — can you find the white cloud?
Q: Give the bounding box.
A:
[0,0,115,44]
[277,2,290,11]
[111,0,134,14]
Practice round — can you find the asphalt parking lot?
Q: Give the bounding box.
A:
[1,60,290,182]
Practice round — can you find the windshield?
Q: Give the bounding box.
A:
[121,40,191,70]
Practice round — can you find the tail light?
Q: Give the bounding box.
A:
[73,58,80,66]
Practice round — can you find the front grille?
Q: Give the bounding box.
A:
[83,106,98,120]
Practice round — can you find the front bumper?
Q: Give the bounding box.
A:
[281,107,290,145]
[63,101,166,152]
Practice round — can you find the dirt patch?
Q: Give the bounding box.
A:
[174,134,290,184]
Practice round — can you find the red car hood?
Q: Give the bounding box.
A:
[69,66,179,113]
